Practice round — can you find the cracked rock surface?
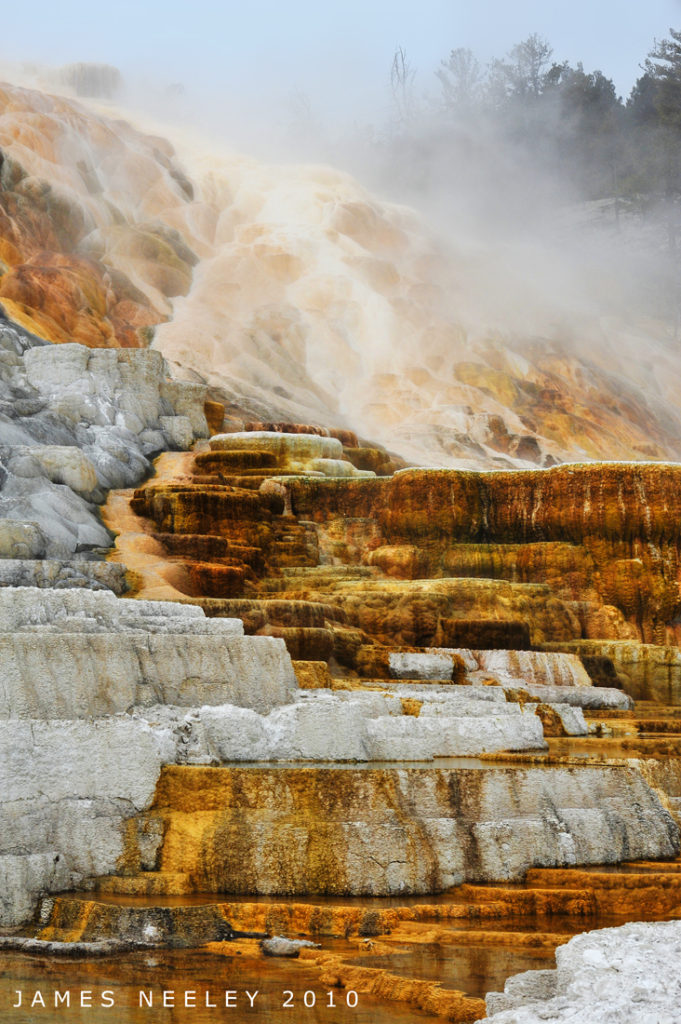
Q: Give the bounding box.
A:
[481,920,681,1024]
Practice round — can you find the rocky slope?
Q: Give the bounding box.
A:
[0,313,207,559]
[3,79,681,467]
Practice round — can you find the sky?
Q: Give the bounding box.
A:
[2,1,681,134]
[3,1,681,94]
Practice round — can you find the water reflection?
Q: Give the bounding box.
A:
[353,942,553,997]
[0,949,450,1024]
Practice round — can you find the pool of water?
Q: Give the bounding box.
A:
[0,948,451,1024]
[352,942,554,996]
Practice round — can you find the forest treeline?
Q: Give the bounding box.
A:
[377,29,681,223]
[283,28,681,328]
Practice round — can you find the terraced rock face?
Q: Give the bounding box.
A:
[90,430,681,898]
[124,763,678,896]
[120,436,681,662]
[3,422,681,1024]
[7,428,681,933]
[287,463,681,646]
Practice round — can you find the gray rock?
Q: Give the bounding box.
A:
[159,414,193,449]
[0,321,208,557]
[0,520,46,559]
[261,936,320,957]
[480,921,681,1024]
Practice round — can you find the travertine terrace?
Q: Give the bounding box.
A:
[64,422,679,1019]
[3,77,681,1023]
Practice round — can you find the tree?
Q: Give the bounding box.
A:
[547,64,624,202]
[641,32,681,239]
[491,33,554,102]
[390,46,417,128]
[644,29,681,128]
[634,29,681,331]
[627,72,660,126]
[436,48,483,113]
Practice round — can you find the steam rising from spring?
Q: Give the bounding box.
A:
[154,133,681,468]
[2,74,681,467]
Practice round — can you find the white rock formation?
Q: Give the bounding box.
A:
[0,319,208,557]
[0,587,673,927]
[0,717,175,926]
[0,587,295,718]
[132,683,556,765]
[390,651,457,679]
[365,710,546,758]
[132,677,605,763]
[210,431,374,478]
[0,588,294,926]
[481,920,681,1024]
[390,648,593,687]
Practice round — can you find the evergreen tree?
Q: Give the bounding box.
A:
[644,29,681,128]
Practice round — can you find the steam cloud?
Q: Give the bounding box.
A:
[2,36,681,468]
